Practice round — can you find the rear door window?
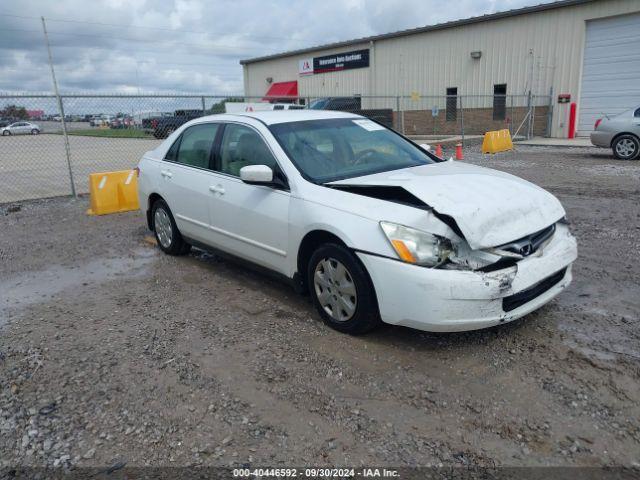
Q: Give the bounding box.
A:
[173,123,219,169]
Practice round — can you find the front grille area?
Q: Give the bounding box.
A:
[502,267,567,312]
[499,223,556,257]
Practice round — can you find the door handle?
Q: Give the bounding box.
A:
[209,185,225,195]
[160,170,173,178]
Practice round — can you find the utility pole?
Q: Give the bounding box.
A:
[41,16,76,197]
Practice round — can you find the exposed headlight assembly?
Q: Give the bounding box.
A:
[380,221,453,267]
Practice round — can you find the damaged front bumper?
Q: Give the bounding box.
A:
[357,224,578,332]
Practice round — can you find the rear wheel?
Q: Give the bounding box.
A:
[307,243,380,334]
[151,199,191,255]
[612,134,640,160]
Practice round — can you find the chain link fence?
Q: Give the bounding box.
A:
[0,93,552,203]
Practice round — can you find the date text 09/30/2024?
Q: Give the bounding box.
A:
[232,467,399,477]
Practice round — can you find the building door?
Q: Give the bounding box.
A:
[577,12,640,136]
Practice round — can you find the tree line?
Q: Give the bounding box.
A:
[1,105,30,120]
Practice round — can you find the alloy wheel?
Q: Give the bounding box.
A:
[154,207,173,248]
[313,257,357,322]
[615,138,637,159]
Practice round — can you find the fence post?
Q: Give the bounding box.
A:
[526,91,533,140]
[201,96,206,114]
[395,96,400,132]
[401,97,405,135]
[531,97,537,138]
[459,96,465,145]
[546,87,554,138]
[41,17,76,197]
[509,95,514,135]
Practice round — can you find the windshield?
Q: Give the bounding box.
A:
[308,99,329,110]
[269,118,436,183]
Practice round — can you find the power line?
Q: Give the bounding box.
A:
[0,12,292,41]
[0,66,242,77]
[0,59,243,72]
[46,44,277,59]
[1,27,275,52]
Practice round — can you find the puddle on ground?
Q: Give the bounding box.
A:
[0,248,157,329]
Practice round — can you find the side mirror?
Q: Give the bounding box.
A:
[239,165,273,184]
[419,143,431,151]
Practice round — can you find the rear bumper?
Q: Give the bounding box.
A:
[590,130,613,148]
[357,224,577,332]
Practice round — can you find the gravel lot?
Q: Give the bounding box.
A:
[0,145,639,473]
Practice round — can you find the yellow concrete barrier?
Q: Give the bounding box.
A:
[482,129,513,154]
[87,169,139,216]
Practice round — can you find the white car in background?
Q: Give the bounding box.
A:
[137,111,577,334]
[1,121,40,135]
[224,102,306,113]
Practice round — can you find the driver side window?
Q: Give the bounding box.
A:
[218,124,277,177]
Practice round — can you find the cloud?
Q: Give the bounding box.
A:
[0,0,555,94]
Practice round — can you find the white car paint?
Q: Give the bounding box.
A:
[1,121,40,135]
[137,110,577,332]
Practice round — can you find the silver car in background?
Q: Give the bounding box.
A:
[591,106,640,160]
[1,121,41,136]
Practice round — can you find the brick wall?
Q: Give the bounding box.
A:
[399,106,549,137]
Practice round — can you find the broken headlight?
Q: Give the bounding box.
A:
[380,221,453,267]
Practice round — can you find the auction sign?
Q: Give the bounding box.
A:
[312,49,370,74]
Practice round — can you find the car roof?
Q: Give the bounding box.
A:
[195,110,362,126]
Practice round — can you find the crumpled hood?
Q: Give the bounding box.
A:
[328,161,565,249]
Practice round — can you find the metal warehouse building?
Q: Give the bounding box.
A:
[241,0,640,138]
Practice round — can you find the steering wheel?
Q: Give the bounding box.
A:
[353,148,379,166]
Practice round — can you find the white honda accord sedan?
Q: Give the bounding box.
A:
[137,110,577,334]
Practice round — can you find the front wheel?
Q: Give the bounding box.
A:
[612,134,640,160]
[151,199,191,255]
[31,129,39,135]
[2,130,10,136]
[307,243,380,334]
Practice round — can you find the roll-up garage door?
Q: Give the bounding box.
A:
[577,13,640,136]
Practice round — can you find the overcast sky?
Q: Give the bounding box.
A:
[0,0,555,94]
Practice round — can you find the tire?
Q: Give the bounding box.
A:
[2,130,10,136]
[151,199,191,255]
[612,134,640,160]
[31,129,39,135]
[307,243,380,334]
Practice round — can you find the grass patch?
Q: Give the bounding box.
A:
[65,128,153,139]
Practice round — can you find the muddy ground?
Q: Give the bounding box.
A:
[1,145,639,473]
